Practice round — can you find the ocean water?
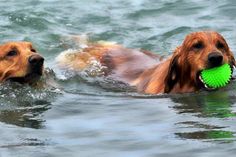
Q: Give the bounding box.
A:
[1,0,236,157]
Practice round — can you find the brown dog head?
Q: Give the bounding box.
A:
[0,42,44,84]
[165,31,235,93]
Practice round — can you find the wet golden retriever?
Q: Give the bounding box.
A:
[57,31,235,94]
[0,42,44,84]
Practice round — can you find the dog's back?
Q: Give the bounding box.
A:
[56,42,162,88]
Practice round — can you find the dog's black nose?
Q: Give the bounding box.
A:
[208,52,223,67]
[28,54,44,66]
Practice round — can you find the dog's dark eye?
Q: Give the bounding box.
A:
[192,42,204,50]
[6,50,17,57]
[31,49,36,52]
[216,41,225,49]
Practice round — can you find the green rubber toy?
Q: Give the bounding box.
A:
[200,63,232,89]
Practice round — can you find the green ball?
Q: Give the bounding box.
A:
[200,64,232,89]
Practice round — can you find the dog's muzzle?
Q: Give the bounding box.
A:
[208,52,223,68]
[28,54,44,75]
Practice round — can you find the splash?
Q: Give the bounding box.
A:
[56,49,108,79]
[0,68,61,103]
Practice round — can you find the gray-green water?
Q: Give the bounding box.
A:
[1,0,236,156]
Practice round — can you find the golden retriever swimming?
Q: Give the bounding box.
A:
[56,31,235,94]
[0,42,44,84]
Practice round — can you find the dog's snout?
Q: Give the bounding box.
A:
[208,52,223,67]
[28,55,44,66]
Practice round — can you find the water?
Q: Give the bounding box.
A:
[1,0,236,156]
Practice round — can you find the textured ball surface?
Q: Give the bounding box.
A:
[200,64,232,89]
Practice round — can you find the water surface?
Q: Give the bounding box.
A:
[1,0,236,157]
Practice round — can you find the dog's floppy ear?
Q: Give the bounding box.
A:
[164,46,182,93]
[164,54,180,93]
[229,51,236,67]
